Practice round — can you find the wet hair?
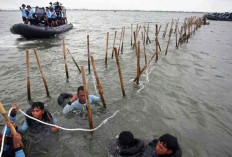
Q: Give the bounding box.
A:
[119,131,135,148]
[159,134,178,154]
[31,102,45,110]
[22,4,26,7]
[77,86,84,93]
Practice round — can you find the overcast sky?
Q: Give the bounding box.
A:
[0,0,231,12]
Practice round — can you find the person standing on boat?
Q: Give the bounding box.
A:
[45,7,52,27]
[50,7,58,27]
[19,4,27,24]
[49,2,55,10]
[26,5,34,25]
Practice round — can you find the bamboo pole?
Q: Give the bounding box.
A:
[62,38,69,79]
[142,31,147,65]
[112,31,117,58]
[165,28,173,55]
[87,35,91,74]
[136,42,141,85]
[158,25,162,34]
[34,49,50,97]
[175,26,178,48]
[0,101,25,150]
[155,24,159,61]
[80,66,93,129]
[105,32,109,67]
[121,26,125,53]
[163,23,169,38]
[90,56,106,108]
[146,23,151,44]
[114,48,126,96]
[67,48,81,73]
[26,49,31,100]
[133,32,138,55]
[118,28,123,54]
[134,48,157,82]
[131,23,133,46]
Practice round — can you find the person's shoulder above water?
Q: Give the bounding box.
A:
[141,134,182,157]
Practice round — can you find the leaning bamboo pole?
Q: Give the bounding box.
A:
[112,31,117,58]
[131,23,133,47]
[165,28,173,55]
[118,28,123,54]
[34,49,49,97]
[87,35,91,74]
[66,48,81,73]
[62,38,69,79]
[90,56,106,108]
[105,32,109,67]
[80,66,93,129]
[136,42,141,85]
[142,31,147,64]
[0,101,25,150]
[134,48,157,82]
[114,48,126,96]
[26,49,31,100]
[155,24,159,61]
[121,26,125,53]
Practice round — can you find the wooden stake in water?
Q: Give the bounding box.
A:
[142,31,147,64]
[114,48,126,96]
[67,48,81,73]
[87,35,91,74]
[155,24,159,61]
[165,28,173,55]
[118,28,123,54]
[26,49,31,100]
[34,49,50,97]
[134,48,157,82]
[90,56,106,108]
[136,42,141,85]
[112,31,117,58]
[62,38,69,79]
[131,23,133,47]
[105,32,109,67]
[81,66,93,129]
[163,23,169,38]
[121,26,125,53]
[0,101,25,150]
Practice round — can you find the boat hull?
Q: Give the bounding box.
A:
[10,23,73,38]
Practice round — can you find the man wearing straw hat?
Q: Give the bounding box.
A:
[62,85,102,114]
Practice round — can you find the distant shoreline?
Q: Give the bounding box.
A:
[0,9,205,13]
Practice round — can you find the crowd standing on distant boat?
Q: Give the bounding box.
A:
[205,12,232,21]
[19,2,67,27]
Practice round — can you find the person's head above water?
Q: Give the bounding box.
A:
[77,86,86,104]
[119,131,135,148]
[31,102,45,120]
[155,134,178,155]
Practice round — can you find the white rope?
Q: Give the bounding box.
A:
[0,108,13,156]
[19,109,119,131]
[91,74,99,96]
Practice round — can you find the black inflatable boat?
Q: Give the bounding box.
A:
[10,23,73,38]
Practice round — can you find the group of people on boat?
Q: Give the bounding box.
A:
[19,2,67,27]
[206,12,232,21]
[0,84,182,157]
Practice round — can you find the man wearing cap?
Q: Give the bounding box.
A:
[19,4,27,24]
